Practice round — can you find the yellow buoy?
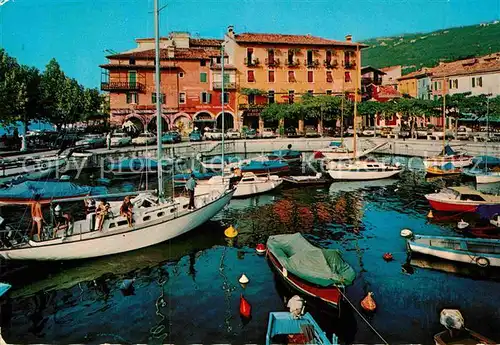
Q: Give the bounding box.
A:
[427,210,434,219]
[224,225,238,238]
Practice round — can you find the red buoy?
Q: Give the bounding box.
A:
[383,253,393,261]
[239,294,251,318]
[256,243,266,255]
[361,292,376,312]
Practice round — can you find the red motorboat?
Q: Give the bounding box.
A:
[266,233,355,309]
[425,186,500,213]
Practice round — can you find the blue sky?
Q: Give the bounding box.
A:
[1,0,499,89]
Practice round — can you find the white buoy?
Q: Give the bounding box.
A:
[239,274,249,284]
[400,229,413,238]
[457,219,469,230]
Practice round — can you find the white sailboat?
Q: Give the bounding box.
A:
[195,172,282,198]
[0,1,235,261]
[326,45,402,181]
[0,154,68,185]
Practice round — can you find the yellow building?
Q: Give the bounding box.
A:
[224,26,365,132]
[397,71,419,98]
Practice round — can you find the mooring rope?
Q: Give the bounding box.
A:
[338,289,389,345]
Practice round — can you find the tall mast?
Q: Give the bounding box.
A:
[221,43,225,180]
[442,76,447,153]
[341,70,345,144]
[154,0,163,199]
[352,44,360,159]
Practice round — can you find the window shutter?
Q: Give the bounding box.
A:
[207,93,212,104]
[288,71,294,82]
[478,77,483,87]
[268,71,275,83]
[326,71,333,83]
[151,93,156,104]
[308,71,314,83]
[248,70,255,82]
[127,93,132,104]
[200,73,207,83]
[472,78,475,88]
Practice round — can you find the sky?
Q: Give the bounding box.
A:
[1,0,499,89]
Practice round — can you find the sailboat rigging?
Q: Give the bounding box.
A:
[326,44,402,181]
[0,0,235,261]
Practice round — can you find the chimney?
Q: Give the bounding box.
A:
[345,34,352,42]
[227,25,235,38]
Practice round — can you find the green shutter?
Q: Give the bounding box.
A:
[223,73,230,84]
[161,94,166,104]
[200,73,207,83]
[128,71,137,88]
[207,93,212,103]
[152,93,156,104]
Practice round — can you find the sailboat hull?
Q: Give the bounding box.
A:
[476,173,500,184]
[0,190,235,260]
[328,169,401,180]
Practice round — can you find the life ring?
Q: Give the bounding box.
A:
[42,163,47,169]
[475,257,490,268]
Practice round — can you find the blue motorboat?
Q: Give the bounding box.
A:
[239,159,290,175]
[0,181,107,205]
[266,312,337,345]
[267,149,302,164]
[472,155,500,169]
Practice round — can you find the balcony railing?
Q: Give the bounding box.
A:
[306,59,320,68]
[286,59,301,67]
[238,104,265,110]
[101,81,145,92]
[213,82,236,90]
[244,58,261,67]
[265,58,280,67]
[324,60,339,69]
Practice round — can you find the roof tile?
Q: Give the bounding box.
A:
[233,32,365,47]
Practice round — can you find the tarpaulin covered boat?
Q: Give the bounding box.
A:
[0,181,107,205]
[267,150,302,164]
[266,233,355,308]
[472,155,500,169]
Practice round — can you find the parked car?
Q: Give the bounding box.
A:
[261,128,276,138]
[110,132,132,147]
[395,127,410,138]
[76,134,106,148]
[285,126,300,138]
[189,130,203,142]
[132,132,157,145]
[242,128,257,139]
[416,127,430,139]
[362,127,376,137]
[304,126,320,138]
[161,131,182,144]
[456,126,472,140]
[226,129,241,139]
[204,128,224,140]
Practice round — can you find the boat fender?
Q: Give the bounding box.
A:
[287,295,305,319]
[475,256,490,268]
[400,229,413,238]
[282,267,288,277]
[382,253,393,261]
[427,210,434,219]
[239,274,249,284]
[255,243,266,254]
[361,292,376,312]
[457,220,469,230]
[239,294,251,318]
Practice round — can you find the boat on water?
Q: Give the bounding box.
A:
[266,233,355,309]
[266,312,336,345]
[434,309,496,345]
[425,186,500,213]
[426,163,463,176]
[0,181,107,205]
[283,173,330,186]
[314,141,386,161]
[0,153,68,185]
[173,171,218,187]
[407,234,500,267]
[267,149,302,164]
[472,155,500,169]
[195,172,282,198]
[227,159,290,176]
[108,157,185,177]
[423,145,473,169]
[199,155,240,171]
[0,0,235,261]
[475,171,500,184]
[327,160,402,181]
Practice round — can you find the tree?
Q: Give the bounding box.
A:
[0,49,23,126]
[16,65,42,135]
[40,58,67,130]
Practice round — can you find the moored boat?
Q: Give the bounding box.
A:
[266,233,355,308]
[199,155,240,171]
[228,159,290,176]
[0,154,68,185]
[434,309,496,345]
[0,181,107,205]
[472,155,500,169]
[327,160,402,181]
[109,157,184,177]
[173,171,218,187]
[267,149,302,164]
[476,171,500,184]
[407,234,500,267]
[266,311,337,345]
[195,172,283,198]
[282,173,330,186]
[423,145,473,168]
[426,163,463,176]
[425,186,500,213]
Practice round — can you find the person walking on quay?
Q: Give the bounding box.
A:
[185,173,197,210]
[30,194,45,241]
[106,132,112,150]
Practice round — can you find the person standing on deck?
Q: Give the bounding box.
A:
[30,194,44,240]
[106,132,111,150]
[185,173,197,210]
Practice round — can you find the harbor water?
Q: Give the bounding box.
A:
[1,158,500,344]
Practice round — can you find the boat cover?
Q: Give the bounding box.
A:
[441,145,456,156]
[472,155,500,168]
[329,142,342,147]
[441,162,456,170]
[202,155,240,164]
[0,181,107,201]
[267,233,355,287]
[109,158,163,171]
[271,150,301,157]
[241,160,288,171]
[173,171,217,181]
[0,282,11,297]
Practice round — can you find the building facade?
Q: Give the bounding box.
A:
[101,33,237,135]
[380,65,401,89]
[223,26,365,132]
[397,73,418,98]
